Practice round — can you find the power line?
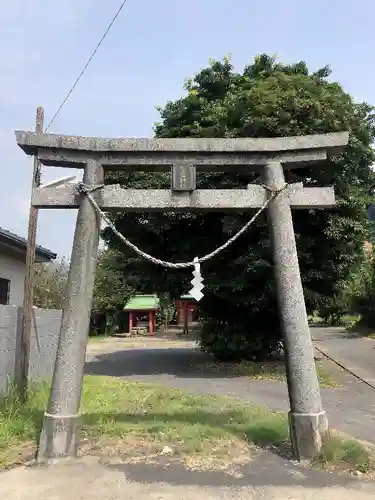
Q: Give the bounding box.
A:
[45,0,128,132]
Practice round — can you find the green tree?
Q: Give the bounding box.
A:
[92,248,133,314]
[348,246,375,328]
[103,54,375,359]
[33,258,69,309]
[91,248,134,334]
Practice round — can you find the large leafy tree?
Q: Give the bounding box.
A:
[90,248,134,335]
[103,54,375,359]
[33,258,69,309]
[34,250,133,321]
[92,248,133,314]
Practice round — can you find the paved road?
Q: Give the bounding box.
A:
[1,454,375,500]
[85,336,375,444]
[312,325,375,385]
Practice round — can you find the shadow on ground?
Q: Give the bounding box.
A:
[85,347,288,380]
[109,452,370,490]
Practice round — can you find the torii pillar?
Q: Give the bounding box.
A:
[15,127,349,462]
[263,163,328,459]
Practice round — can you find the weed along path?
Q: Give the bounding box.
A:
[85,335,375,446]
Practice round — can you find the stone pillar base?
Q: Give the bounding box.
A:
[288,410,328,461]
[36,413,80,463]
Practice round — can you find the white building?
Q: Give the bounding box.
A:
[0,227,56,306]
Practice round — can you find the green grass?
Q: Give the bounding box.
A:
[0,376,372,473]
[190,359,339,387]
[308,313,362,330]
[308,312,375,340]
[88,334,107,342]
[308,314,326,325]
[314,431,375,474]
[341,315,362,329]
[341,316,375,339]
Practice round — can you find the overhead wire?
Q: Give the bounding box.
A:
[45,0,129,132]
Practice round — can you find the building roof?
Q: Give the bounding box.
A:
[124,294,160,311]
[0,227,56,261]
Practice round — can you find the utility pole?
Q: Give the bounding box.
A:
[19,106,44,401]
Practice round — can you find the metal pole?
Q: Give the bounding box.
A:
[37,160,103,461]
[262,162,328,460]
[19,106,44,401]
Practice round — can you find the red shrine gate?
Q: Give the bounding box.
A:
[175,294,199,332]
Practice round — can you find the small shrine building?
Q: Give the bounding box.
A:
[124,294,159,335]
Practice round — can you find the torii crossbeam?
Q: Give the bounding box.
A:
[15,126,349,463]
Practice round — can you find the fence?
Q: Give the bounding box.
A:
[0,305,62,395]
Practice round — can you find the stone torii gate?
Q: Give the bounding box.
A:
[15,128,348,462]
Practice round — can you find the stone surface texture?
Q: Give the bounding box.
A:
[15,131,348,170]
[262,162,326,459]
[37,161,103,461]
[32,185,336,211]
[35,149,329,169]
[15,131,349,153]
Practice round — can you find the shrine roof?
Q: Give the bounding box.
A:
[124,294,160,311]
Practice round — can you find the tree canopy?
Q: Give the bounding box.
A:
[103,54,375,358]
[91,248,133,314]
[33,249,132,319]
[33,258,69,309]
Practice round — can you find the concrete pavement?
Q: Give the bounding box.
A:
[311,325,375,386]
[1,454,375,500]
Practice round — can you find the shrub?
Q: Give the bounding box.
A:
[199,310,283,362]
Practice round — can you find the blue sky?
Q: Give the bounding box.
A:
[1,0,374,259]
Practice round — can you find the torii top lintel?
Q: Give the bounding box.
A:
[15,131,349,171]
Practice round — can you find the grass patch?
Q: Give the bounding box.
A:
[0,376,287,469]
[308,314,326,325]
[308,313,362,330]
[315,363,340,387]
[308,312,375,340]
[339,315,361,329]
[313,430,375,474]
[190,359,338,387]
[0,376,370,473]
[344,317,375,339]
[88,334,107,342]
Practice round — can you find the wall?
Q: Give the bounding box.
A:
[0,253,26,306]
[0,305,61,395]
